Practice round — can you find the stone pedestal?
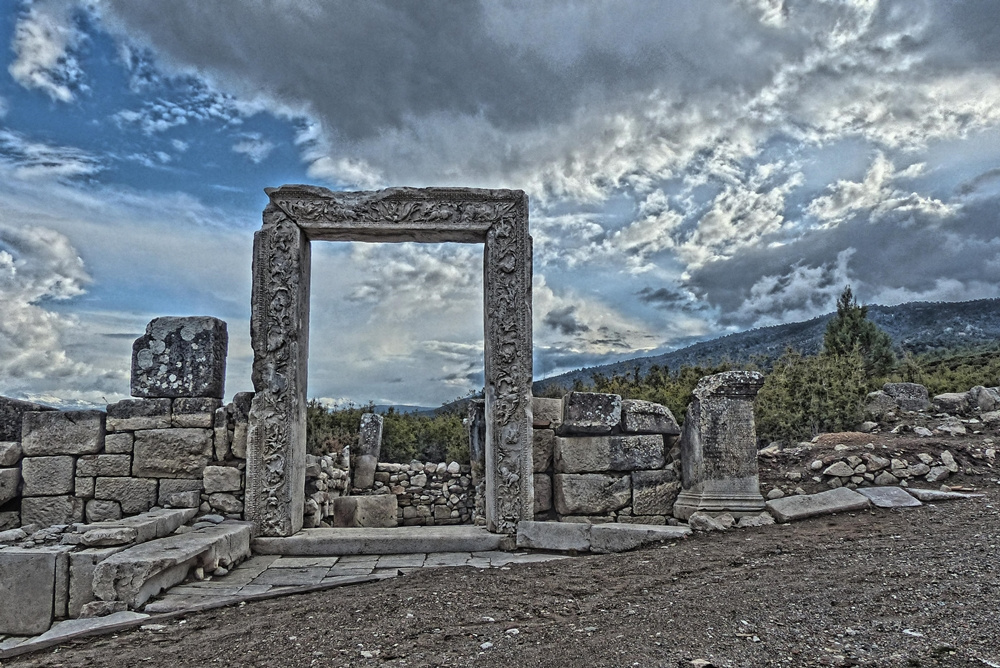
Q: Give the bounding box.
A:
[352,413,383,490]
[673,371,766,520]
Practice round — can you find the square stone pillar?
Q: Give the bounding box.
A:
[673,371,766,520]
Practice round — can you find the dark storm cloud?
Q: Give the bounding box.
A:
[543,305,589,336]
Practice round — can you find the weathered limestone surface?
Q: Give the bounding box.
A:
[766,487,871,522]
[132,428,212,478]
[249,186,532,536]
[531,397,563,428]
[131,316,228,399]
[352,413,383,490]
[21,410,105,456]
[21,455,75,496]
[20,495,85,526]
[620,399,681,435]
[673,371,767,520]
[0,549,57,635]
[0,396,55,441]
[882,383,930,412]
[103,432,133,455]
[0,440,21,467]
[0,466,20,505]
[533,473,552,513]
[203,465,242,493]
[631,469,680,515]
[95,477,158,515]
[532,428,554,473]
[516,520,590,551]
[856,486,923,508]
[93,521,251,608]
[331,495,397,528]
[554,473,631,515]
[589,523,691,553]
[106,399,171,432]
[87,508,198,545]
[86,499,123,523]
[68,546,127,618]
[554,435,664,473]
[157,478,202,508]
[560,392,622,435]
[76,454,131,477]
[172,397,221,428]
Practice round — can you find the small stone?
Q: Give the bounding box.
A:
[688,512,728,532]
[874,471,900,486]
[766,488,785,500]
[913,426,933,437]
[78,601,127,618]
[917,453,935,465]
[924,466,951,483]
[809,460,824,471]
[81,527,138,547]
[822,461,855,478]
[940,450,959,473]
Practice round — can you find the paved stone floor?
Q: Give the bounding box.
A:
[143,551,569,613]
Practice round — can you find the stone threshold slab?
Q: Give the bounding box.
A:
[515,521,691,553]
[252,526,511,556]
[0,574,390,661]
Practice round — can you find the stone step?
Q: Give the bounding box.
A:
[92,521,252,609]
[252,526,509,556]
[515,520,691,553]
[83,507,198,545]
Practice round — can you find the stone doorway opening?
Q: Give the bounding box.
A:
[246,186,534,537]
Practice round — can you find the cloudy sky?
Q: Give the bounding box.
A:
[1,0,999,408]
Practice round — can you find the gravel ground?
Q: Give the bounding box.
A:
[4,485,998,668]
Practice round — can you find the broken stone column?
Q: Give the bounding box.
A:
[673,371,767,521]
[351,413,383,490]
[131,316,228,398]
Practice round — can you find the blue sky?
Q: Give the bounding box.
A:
[1,0,1000,408]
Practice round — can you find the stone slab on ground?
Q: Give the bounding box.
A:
[589,523,691,554]
[29,611,149,645]
[252,526,507,556]
[0,549,57,635]
[766,487,871,523]
[905,488,986,502]
[516,520,591,551]
[856,486,923,508]
[86,507,198,545]
[92,521,251,608]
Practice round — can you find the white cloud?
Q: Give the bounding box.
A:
[8,0,87,103]
[231,133,275,164]
[0,129,102,180]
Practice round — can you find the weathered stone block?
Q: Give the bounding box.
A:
[864,390,898,419]
[532,428,554,472]
[104,432,134,455]
[856,486,922,508]
[133,428,212,478]
[0,466,20,505]
[68,547,127,618]
[0,549,57,635]
[157,478,202,506]
[86,499,123,522]
[631,469,681,515]
[933,392,969,414]
[0,510,19,530]
[532,397,563,428]
[0,440,21,467]
[77,454,132,478]
[970,385,1000,412]
[560,392,622,435]
[534,473,552,513]
[20,495,84,526]
[106,398,172,431]
[203,465,242,493]
[21,455,75,496]
[554,473,631,515]
[95,477,158,515]
[213,407,230,461]
[131,316,228,399]
[765,487,870,523]
[331,495,398,528]
[554,435,664,473]
[589,524,691,554]
[0,396,56,441]
[209,492,243,514]
[74,476,95,498]
[352,413,383,489]
[21,410,105,456]
[620,399,681,435]
[882,383,930,412]
[516,520,590,551]
[172,397,222,428]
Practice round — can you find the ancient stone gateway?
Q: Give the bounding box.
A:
[246,185,533,537]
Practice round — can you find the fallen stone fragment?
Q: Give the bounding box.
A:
[82,527,138,547]
[924,466,951,483]
[913,426,933,437]
[822,461,855,478]
[856,486,923,508]
[765,487,870,523]
[905,488,985,502]
[589,523,690,553]
[737,513,775,528]
[78,601,128,618]
[688,512,729,532]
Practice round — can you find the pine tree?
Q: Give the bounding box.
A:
[823,286,896,378]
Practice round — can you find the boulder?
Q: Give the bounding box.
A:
[969,386,1000,413]
[882,383,930,412]
[933,392,969,414]
[864,391,897,419]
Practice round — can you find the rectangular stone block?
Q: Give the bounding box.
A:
[0,549,56,635]
[1,466,20,505]
[104,432,134,455]
[766,487,871,523]
[74,476,95,499]
[133,428,213,478]
[560,392,622,435]
[213,407,230,461]
[20,495,84,527]
[620,399,681,435]
[516,520,590,551]
[534,473,552,513]
[203,465,242,493]
[532,397,563,428]
[95,477,158,515]
[21,410,105,456]
[332,495,398,528]
[157,478,203,506]
[532,428,554,473]
[131,316,228,399]
[21,455,75,496]
[631,469,681,515]
[554,473,631,515]
[106,398,171,432]
[0,396,56,441]
[0,440,22,467]
[554,435,664,473]
[0,510,19,530]
[172,397,222,428]
[68,547,127,618]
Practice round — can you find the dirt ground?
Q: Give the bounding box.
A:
[4,486,997,667]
